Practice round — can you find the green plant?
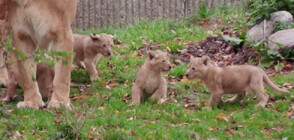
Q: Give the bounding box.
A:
[274,22,294,32]
[219,32,293,68]
[187,2,215,23]
[198,2,215,20]
[252,40,286,68]
[248,0,294,25]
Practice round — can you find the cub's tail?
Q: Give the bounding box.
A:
[263,72,290,94]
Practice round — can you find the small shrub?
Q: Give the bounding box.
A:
[248,0,294,24]
[274,22,294,32]
[187,2,214,23]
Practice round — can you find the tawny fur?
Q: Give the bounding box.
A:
[185,56,290,108]
[73,33,115,82]
[131,50,172,105]
[0,19,10,87]
[1,0,78,109]
[1,63,53,102]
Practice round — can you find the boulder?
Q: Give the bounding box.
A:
[246,11,293,42]
[268,29,294,50]
[270,11,293,24]
[246,20,274,42]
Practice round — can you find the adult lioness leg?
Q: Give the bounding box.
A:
[48,31,74,108]
[9,32,44,109]
[6,0,78,109]
[47,1,78,108]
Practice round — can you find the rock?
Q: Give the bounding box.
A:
[198,49,204,54]
[270,11,293,24]
[225,46,233,54]
[181,49,188,54]
[246,20,274,42]
[268,29,294,50]
[187,47,197,53]
[246,11,293,42]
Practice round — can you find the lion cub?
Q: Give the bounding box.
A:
[74,33,116,82]
[131,50,172,105]
[185,56,290,108]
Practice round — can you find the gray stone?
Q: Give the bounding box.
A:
[268,29,294,50]
[270,11,293,24]
[246,20,274,42]
[181,49,188,54]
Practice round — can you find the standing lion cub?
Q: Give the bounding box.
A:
[185,56,290,108]
[74,33,116,82]
[131,50,172,105]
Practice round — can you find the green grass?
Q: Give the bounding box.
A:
[1,19,294,139]
[187,2,248,32]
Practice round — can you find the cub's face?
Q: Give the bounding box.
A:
[90,33,116,57]
[147,50,172,72]
[185,56,210,80]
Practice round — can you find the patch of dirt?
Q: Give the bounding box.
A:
[179,36,294,74]
[180,36,259,67]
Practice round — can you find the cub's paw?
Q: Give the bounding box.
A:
[160,98,168,104]
[90,75,99,82]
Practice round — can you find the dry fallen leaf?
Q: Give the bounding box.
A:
[277,124,283,132]
[166,46,171,52]
[263,128,271,138]
[127,116,135,121]
[209,127,217,132]
[131,51,138,58]
[216,113,229,122]
[283,83,294,89]
[98,106,107,110]
[130,131,135,136]
[185,102,196,108]
[183,41,194,47]
[106,85,111,90]
[107,80,118,88]
[182,76,192,84]
[124,65,129,70]
[99,79,106,86]
[225,128,234,135]
[123,94,131,102]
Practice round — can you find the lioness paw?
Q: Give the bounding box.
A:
[17,101,45,109]
[0,96,12,102]
[48,99,71,109]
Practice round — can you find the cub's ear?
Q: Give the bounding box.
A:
[202,55,210,66]
[147,51,156,60]
[109,35,116,40]
[90,33,100,41]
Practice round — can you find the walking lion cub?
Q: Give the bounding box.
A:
[131,50,172,105]
[74,33,116,82]
[185,56,290,108]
